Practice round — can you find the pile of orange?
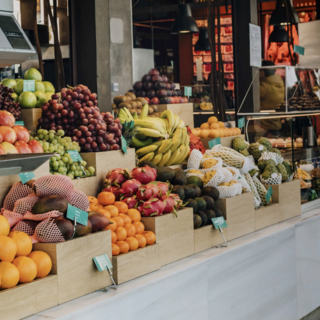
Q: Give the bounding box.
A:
[88,192,156,256]
[0,216,52,289]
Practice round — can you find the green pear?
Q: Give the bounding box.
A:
[35,81,45,92]
[43,81,55,93]
[24,68,42,81]
[15,78,23,84]
[18,91,37,108]
[14,80,24,95]
[34,91,47,108]
[1,78,16,89]
[11,92,18,102]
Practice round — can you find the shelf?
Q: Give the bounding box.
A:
[241,111,320,120]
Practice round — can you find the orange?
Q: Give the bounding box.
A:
[208,116,218,124]
[133,221,145,234]
[115,227,127,241]
[111,231,117,244]
[112,244,120,256]
[135,234,147,248]
[8,231,32,257]
[210,123,219,130]
[97,192,115,206]
[127,209,141,222]
[208,129,219,139]
[200,123,209,129]
[218,129,225,138]
[105,205,119,217]
[113,217,124,228]
[218,121,225,128]
[0,216,10,236]
[199,129,210,139]
[124,223,136,237]
[12,256,37,283]
[125,237,139,251]
[105,218,117,231]
[97,208,111,220]
[142,231,156,245]
[90,203,103,211]
[116,241,129,254]
[28,251,52,278]
[119,213,132,224]
[88,196,98,204]
[0,261,19,289]
[0,236,17,262]
[114,201,128,214]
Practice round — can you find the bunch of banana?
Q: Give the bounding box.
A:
[118,104,149,123]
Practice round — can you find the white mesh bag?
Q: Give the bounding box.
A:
[254,196,261,209]
[286,173,294,182]
[244,173,261,205]
[200,157,223,173]
[258,152,277,164]
[240,157,259,175]
[206,145,245,169]
[226,167,241,180]
[238,174,252,192]
[187,149,204,170]
[252,176,271,206]
[203,169,224,187]
[260,172,282,185]
[220,168,233,183]
[185,169,204,180]
[217,183,242,198]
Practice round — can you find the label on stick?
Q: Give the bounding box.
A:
[238,117,245,129]
[93,254,113,271]
[67,150,83,162]
[208,137,221,149]
[23,80,35,92]
[212,217,228,230]
[265,186,273,203]
[66,204,88,226]
[121,135,127,154]
[19,172,35,184]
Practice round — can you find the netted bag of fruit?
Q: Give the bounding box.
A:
[240,157,260,175]
[33,175,74,200]
[244,173,261,205]
[69,189,90,211]
[187,149,204,169]
[206,145,245,169]
[30,218,65,244]
[203,169,224,187]
[13,193,39,216]
[184,169,204,180]
[286,173,294,182]
[237,174,252,192]
[252,176,271,206]
[200,157,223,173]
[260,173,282,186]
[217,183,242,198]
[1,209,23,227]
[220,168,234,183]
[12,220,40,236]
[3,182,34,211]
[23,210,64,222]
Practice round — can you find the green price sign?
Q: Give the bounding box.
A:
[66,204,88,226]
[294,44,305,56]
[23,80,35,92]
[15,121,24,126]
[184,86,192,97]
[212,217,228,230]
[208,137,221,149]
[238,117,245,129]
[121,135,127,154]
[67,150,83,162]
[311,189,318,200]
[19,172,35,184]
[93,254,113,271]
[265,186,273,203]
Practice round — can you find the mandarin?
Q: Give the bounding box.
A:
[142,231,156,245]
[135,234,147,248]
[113,217,124,228]
[8,231,33,257]
[119,213,132,224]
[111,231,117,244]
[90,203,103,211]
[0,216,10,236]
[105,218,117,232]
[105,205,119,217]
[0,262,19,289]
[200,123,209,129]
[208,116,218,124]
[0,236,17,262]
[124,223,136,237]
[112,244,120,256]
[12,256,37,283]
[87,196,98,204]
[125,237,139,251]
[113,201,128,214]
[132,221,145,234]
[199,129,210,139]
[116,241,129,254]
[210,123,219,130]
[97,192,115,206]
[115,227,127,241]
[28,251,52,278]
[97,209,111,220]
[127,209,141,222]
[218,121,225,128]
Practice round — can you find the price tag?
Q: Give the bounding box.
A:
[208,137,221,149]
[212,217,228,230]
[294,44,305,56]
[311,189,318,200]
[265,186,273,203]
[93,254,113,271]
[23,80,35,92]
[66,204,88,226]
[121,135,127,154]
[184,86,192,97]
[67,150,83,162]
[238,117,245,129]
[15,121,24,126]
[19,172,35,184]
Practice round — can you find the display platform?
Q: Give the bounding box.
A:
[26,208,320,320]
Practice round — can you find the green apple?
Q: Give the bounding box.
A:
[24,68,42,81]
[35,81,45,92]
[43,81,55,93]
[18,91,37,108]
[34,90,47,108]
[14,80,24,95]
[11,92,18,102]
[45,92,54,101]
[1,78,16,89]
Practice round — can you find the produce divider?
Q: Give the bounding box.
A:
[19,109,42,133]
[200,135,246,149]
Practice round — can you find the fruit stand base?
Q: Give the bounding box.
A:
[20,108,42,134]
[254,203,280,231]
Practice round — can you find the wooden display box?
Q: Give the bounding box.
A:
[254,203,280,231]
[0,275,58,320]
[20,108,42,133]
[215,192,255,241]
[34,230,112,304]
[72,176,103,197]
[194,225,228,254]
[141,208,194,266]
[156,103,194,128]
[112,244,160,285]
[200,135,245,149]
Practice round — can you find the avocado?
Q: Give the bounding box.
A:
[193,214,202,229]
[201,186,220,200]
[139,160,157,169]
[213,205,223,217]
[187,176,203,188]
[185,198,198,213]
[195,197,207,211]
[203,209,216,224]
[173,168,187,185]
[31,194,68,215]
[183,185,195,199]
[75,219,92,237]
[189,184,201,197]
[172,185,185,200]
[202,195,215,210]
[156,166,176,183]
[197,210,208,227]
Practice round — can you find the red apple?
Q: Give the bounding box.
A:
[0,145,5,154]
[0,110,15,127]
[150,97,160,105]
[169,97,175,104]
[1,142,18,154]
[144,97,150,104]
[0,126,17,144]
[14,141,32,153]
[12,125,30,143]
[27,140,44,153]
[174,97,180,104]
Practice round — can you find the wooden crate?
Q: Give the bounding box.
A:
[215,192,255,241]
[194,225,228,254]
[200,135,245,149]
[112,244,160,284]
[254,203,280,231]
[0,275,58,320]
[72,176,103,197]
[141,208,194,266]
[156,103,194,128]
[34,230,112,304]
[20,108,42,133]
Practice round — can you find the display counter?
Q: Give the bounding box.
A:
[26,207,320,320]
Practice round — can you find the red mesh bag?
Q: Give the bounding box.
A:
[33,175,74,199]
[2,209,23,227]
[69,189,90,211]
[13,193,39,216]
[12,220,40,236]
[30,218,66,244]
[3,182,33,211]
[23,210,63,221]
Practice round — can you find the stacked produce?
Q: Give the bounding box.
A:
[187,126,206,155]
[0,110,44,154]
[0,84,21,120]
[37,84,122,152]
[0,215,53,289]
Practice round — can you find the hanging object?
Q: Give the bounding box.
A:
[195,27,210,51]
[269,0,299,26]
[171,3,199,34]
[269,26,290,43]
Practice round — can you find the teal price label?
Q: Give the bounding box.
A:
[121,135,127,154]
[294,44,305,56]
[238,117,245,129]
[311,189,318,200]
[208,137,221,149]
[265,186,273,203]
[93,254,113,271]
[67,150,83,162]
[19,172,35,184]
[66,204,88,226]
[15,121,24,126]
[23,80,35,92]
[212,217,228,230]
[184,86,192,97]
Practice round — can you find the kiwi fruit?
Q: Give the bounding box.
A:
[113,95,127,104]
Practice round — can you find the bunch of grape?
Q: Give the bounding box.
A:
[37,85,122,152]
[0,84,21,120]
[33,128,95,179]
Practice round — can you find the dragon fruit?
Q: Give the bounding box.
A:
[105,168,129,187]
[131,166,157,184]
[121,196,138,209]
[170,193,183,210]
[136,183,159,201]
[162,195,178,215]
[155,181,169,198]
[119,179,142,198]
[104,185,121,201]
[138,198,165,217]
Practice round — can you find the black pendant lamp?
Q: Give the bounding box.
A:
[171,3,199,34]
[269,0,299,26]
[269,25,290,42]
[195,27,210,51]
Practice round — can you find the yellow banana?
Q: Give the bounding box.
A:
[139,152,154,163]
[123,107,133,121]
[170,128,182,152]
[134,119,166,135]
[172,114,180,132]
[160,110,175,134]
[141,104,149,118]
[174,144,186,164]
[157,139,172,154]
[136,144,159,157]
[180,128,187,145]
[136,128,165,138]
[131,136,153,148]
[179,144,190,164]
[153,140,163,147]
[152,153,163,165]
[158,149,172,166]
[166,147,181,166]
[177,119,185,128]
